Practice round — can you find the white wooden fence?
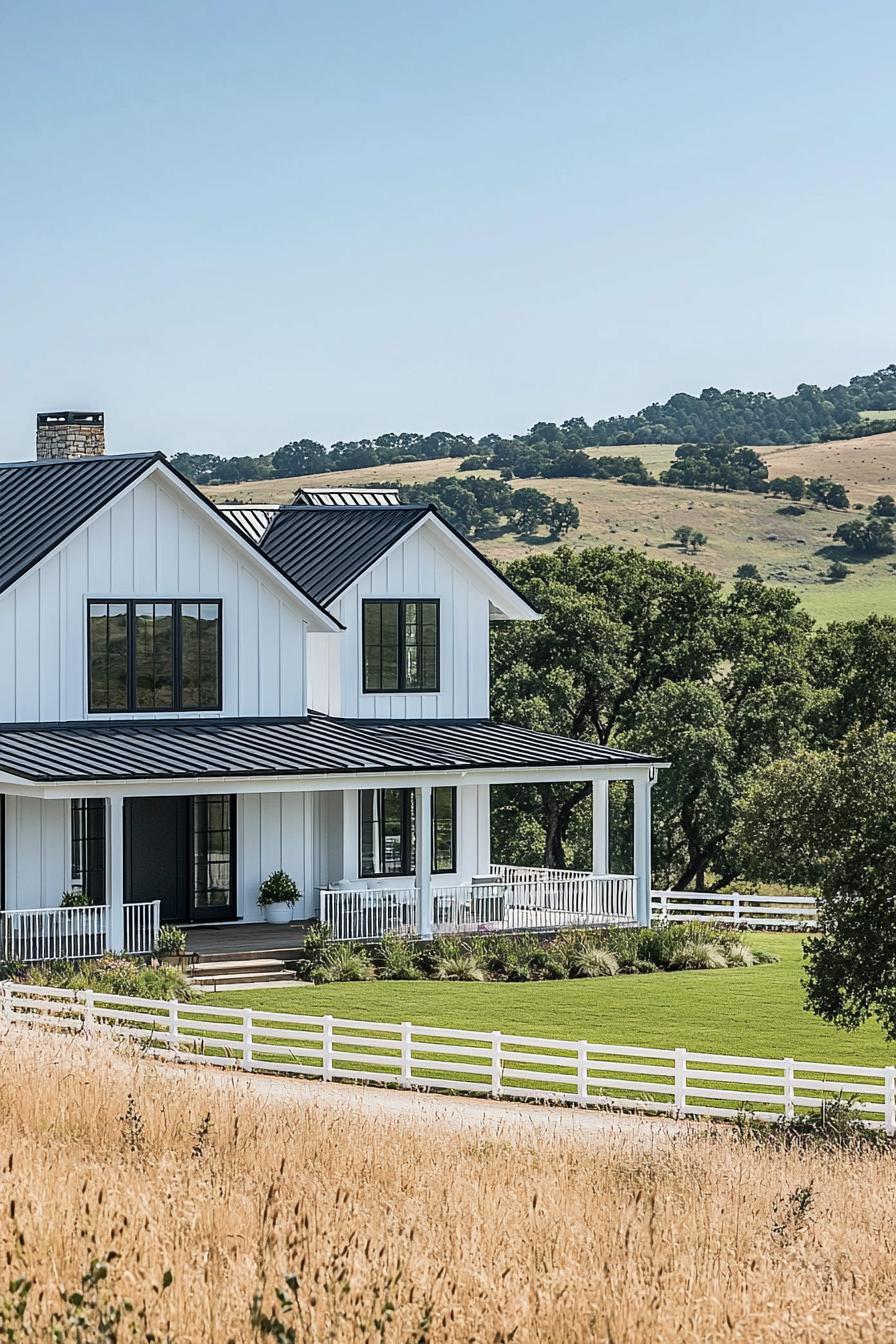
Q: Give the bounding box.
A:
[651,890,817,928]
[0,902,161,963]
[320,870,638,942]
[1,980,891,1131]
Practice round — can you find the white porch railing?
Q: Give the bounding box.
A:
[320,869,638,942]
[0,902,161,963]
[319,887,419,943]
[651,890,817,929]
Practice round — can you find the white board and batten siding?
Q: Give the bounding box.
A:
[307,524,491,719]
[0,470,310,723]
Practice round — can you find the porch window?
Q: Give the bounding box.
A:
[88,600,222,712]
[362,600,439,693]
[70,799,106,903]
[191,796,235,913]
[359,786,456,877]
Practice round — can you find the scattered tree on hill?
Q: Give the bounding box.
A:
[807,477,850,510]
[870,494,896,519]
[660,443,768,494]
[832,518,896,555]
[512,488,553,534]
[734,563,762,580]
[548,499,580,538]
[673,525,708,552]
[768,475,805,501]
[827,560,850,582]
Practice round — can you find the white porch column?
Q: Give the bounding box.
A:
[416,785,433,940]
[591,778,609,876]
[632,771,654,927]
[106,793,125,952]
[341,789,359,884]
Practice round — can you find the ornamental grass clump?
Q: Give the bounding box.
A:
[373,932,422,980]
[312,943,374,985]
[668,940,729,972]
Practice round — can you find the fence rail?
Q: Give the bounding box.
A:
[651,890,817,928]
[1,980,888,1131]
[0,902,161,962]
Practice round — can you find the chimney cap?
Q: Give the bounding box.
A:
[37,411,104,427]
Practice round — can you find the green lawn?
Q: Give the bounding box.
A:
[797,574,896,624]
[202,935,896,1068]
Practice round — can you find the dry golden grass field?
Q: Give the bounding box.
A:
[208,431,896,623]
[5,1022,896,1342]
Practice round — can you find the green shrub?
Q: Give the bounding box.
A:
[668,940,728,971]
[312,944,374,984]
[257,870,300,908]
[619,958,660,975]
[155,925,188,957]
[20,954,192,1001]
[603,926,644,970]
[296,921,331,978]
[373,933,421,980]
[60,889,94,908]
[752,947,780,964]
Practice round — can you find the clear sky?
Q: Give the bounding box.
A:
[0,1,894,460]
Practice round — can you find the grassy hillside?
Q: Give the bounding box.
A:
[207,430,896,624]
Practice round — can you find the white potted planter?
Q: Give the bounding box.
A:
[265,902,293,926]
[258,870,300,926]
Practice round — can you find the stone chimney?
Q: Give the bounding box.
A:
[36,411,105,460]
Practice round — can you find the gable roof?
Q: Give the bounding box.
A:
[257,504,539,618]
[260,505,431,606]
[0,452,163,596]
[0,453,341,630]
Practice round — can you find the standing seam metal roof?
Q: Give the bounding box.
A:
[0,714,661,783]
[0,452,162,594]
[259,505,430,605]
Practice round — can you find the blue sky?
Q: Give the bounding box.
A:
[0,1,893,459]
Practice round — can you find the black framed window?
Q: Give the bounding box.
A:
[432,787,456,873]
[192,796,235,913]
[71,799,106,902]
[359,786,456,877]
[362,600,439,693]
[88,600,222,712]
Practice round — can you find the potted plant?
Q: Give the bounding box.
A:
[155,924,189,970]
[258,870,300,925]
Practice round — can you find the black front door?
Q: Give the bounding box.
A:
[124,796,236,924]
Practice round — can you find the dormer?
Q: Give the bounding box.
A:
[223,491,539,719]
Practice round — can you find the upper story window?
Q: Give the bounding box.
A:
[362,599,439,694]
[88,600,222,713]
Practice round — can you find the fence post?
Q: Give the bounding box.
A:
[490,1030,502,1099]
[884,1067,895,1137]
[674,1047,687,1115]
[322,1015,334,1082]
[83,989,95,1037]
[400,1022,413,1088]
[661,891,669,921]
[732,892,741,925]
[0,983,8,1022]
[241,1008,253,1071]
[783,1057,795,1120]
[576,1041,589,1106]
[168,999,179,1055]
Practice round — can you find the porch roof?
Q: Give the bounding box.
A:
[0,713,662,784]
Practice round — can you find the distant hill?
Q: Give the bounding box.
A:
[207,429,896,626]
[176,364,896,487]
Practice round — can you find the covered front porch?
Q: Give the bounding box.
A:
[0,715,660,962]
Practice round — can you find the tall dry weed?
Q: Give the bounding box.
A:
[0,1021,893,1341]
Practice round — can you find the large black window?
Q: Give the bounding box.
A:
[362,600,439,693]
[88,600,221,712]
[359,787,456,878]
[71,799,106,902]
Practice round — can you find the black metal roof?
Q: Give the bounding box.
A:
[260,506,430,605]
[0,452,162,595]
[0,714,660,783]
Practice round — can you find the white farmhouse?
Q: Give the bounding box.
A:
[0,412,660,982]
